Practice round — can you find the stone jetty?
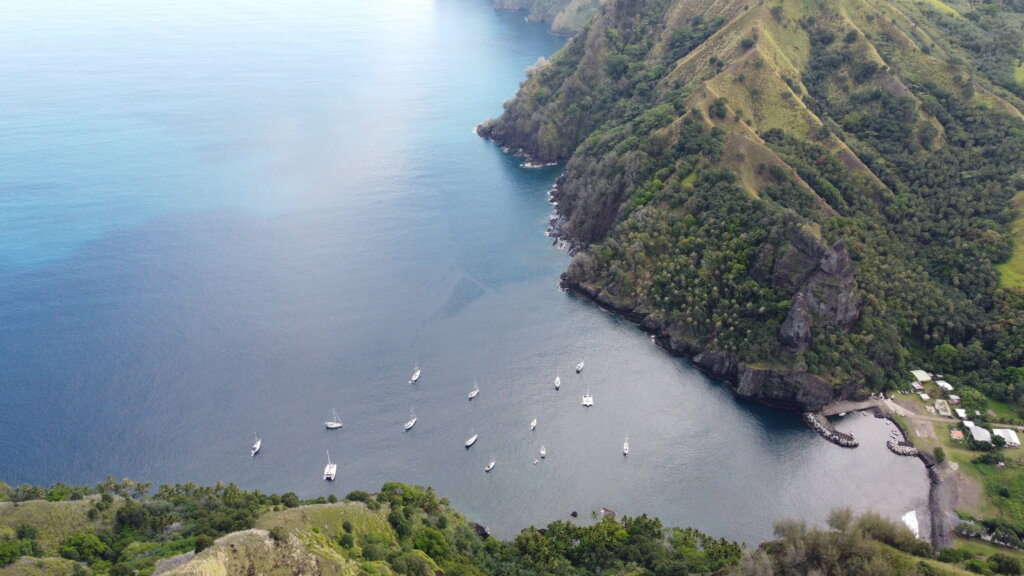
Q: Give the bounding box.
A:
[803,412,858,447]
[887,439,918,456]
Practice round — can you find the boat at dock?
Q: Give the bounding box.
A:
[323,450,336,481]
[325,408,342,430]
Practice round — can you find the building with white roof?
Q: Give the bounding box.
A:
[911,369,931,382]
[955,408,967,419]
[994,429,1021,448]
[936,380,954,391]
[969,426,992,444]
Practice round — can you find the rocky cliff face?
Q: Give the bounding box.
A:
[565,272,845,412]
[493,0,599,35]
[770,221,859,354]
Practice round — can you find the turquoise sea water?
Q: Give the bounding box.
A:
[0,0,929,543]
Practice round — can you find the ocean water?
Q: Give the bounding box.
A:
[0,0,929,544]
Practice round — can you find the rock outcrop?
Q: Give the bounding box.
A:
[772,220,859,354]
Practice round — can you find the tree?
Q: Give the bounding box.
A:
[59,533,109,563]
[934,447,946,464]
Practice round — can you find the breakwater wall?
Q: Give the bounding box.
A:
[803,412,858,447]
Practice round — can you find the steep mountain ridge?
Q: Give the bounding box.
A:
[480,0,1024,409]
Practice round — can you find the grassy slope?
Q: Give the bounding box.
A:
[0,557,82,576]
[0,497,115,556]
[164,502,405,576]
[998,191,1024,288]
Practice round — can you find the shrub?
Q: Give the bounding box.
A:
[15,525,38,541]
[991,553,1023,575]
[194,534,214,553]
[269,526,288,543]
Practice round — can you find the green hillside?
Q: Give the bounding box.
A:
[4,480,1017,576]
[479,0,1024,411]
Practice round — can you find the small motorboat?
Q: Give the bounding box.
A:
[404,409,417,431]
[554,375,561,390]
[465,433,478,448]
[409,367,421,384]
[623,436,629,456]
[530,418,537,431]
[540,445,546,458]
[582,389,594,407]
[323,450,337,481]
[576,360,584,373]
[485,458,496,472]
[468,382,480,400]
[325,408,343,430]
[250,433,262,457]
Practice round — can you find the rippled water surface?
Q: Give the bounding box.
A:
[0,0,928,543]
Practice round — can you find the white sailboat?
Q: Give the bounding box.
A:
[325,408,343,430]
[409,366,421,384]
[582,387,594,407]
[485,457,496,472]
[623,436,629,456]
[250,433,262,457]
[465,432,478,448]
[530,418,537,431]
[467,382,480,400]
[404,409,417,431]
[554,375,561,390]
[575,360,584,373]
[323,450,337,481]
[540,444,546,458]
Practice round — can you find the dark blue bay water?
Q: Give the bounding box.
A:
[0,0,928,543]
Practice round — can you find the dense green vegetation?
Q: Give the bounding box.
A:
[6,479,1024,576]
[481,0,1024,409]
